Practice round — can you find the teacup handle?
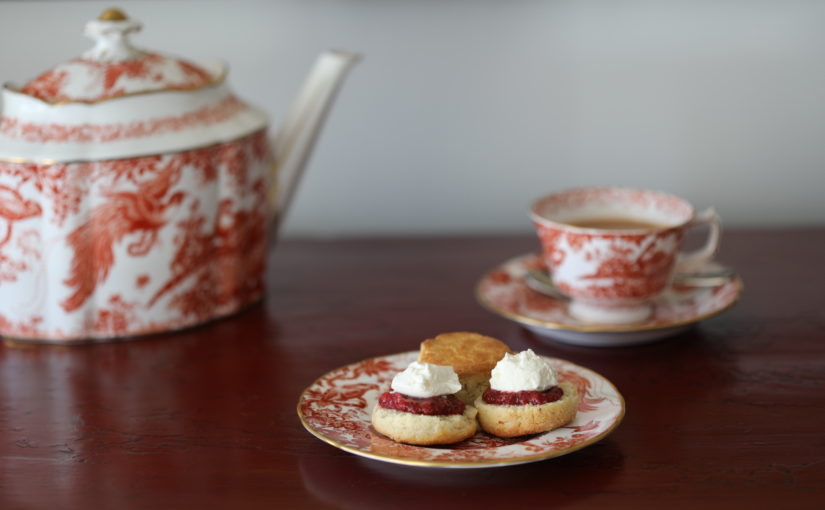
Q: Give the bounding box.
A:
[675,207,721,273]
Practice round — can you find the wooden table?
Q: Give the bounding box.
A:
[2,230,824,509]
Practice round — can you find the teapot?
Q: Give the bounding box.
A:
[0,8,359,342]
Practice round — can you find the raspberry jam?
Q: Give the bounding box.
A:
[482,386,564,406]
[378,391,466,416]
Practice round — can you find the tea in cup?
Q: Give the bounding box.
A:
[530,187,721,324]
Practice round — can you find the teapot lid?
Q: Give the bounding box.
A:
[20,8,219,104]
[0,7,268,164]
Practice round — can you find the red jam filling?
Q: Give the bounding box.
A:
[378,391,466,416]
[482,386,564,406]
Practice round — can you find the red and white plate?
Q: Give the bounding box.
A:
[297,351,625,468]
[476,253,743,347]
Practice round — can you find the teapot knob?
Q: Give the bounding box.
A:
[98,8,129,21]
[83,8,144,62]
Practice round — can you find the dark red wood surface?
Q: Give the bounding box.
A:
[2,230,824,509]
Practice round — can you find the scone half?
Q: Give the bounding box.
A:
[474,382,579,438]
[371,405,478,445]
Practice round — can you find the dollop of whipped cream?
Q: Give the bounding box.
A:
[489,349,557,392]
[391,362,462,398]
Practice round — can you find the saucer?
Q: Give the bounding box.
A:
[475,253,743,347]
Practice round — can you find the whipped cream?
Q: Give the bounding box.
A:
[391,362,462,398]
[489,349,557,392]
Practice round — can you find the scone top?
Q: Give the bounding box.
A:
[419,332,513,376]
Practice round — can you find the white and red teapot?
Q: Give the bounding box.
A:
[0,8,359,341]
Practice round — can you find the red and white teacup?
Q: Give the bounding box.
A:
[530,187,721,325]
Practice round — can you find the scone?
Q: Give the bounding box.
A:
[475,381,578,437]
[418,331,512,405]
[371,405,478,445]
[474,349,579,437]
[371,362,477,445]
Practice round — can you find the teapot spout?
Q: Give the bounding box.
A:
[270,50,360,231]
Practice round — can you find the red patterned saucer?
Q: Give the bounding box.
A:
[297,351,624,468]
[476,253,743,347]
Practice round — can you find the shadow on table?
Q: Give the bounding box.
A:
[299,437,624,509]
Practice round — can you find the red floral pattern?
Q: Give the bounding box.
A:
[60,161,185,312]
[0,95,247,144]
[557,368,605,412]
[21,69,69,102]
[531,188,698,303]
[535,223,683,301]
[0,313,48,339]
[0,130,272,341]
[154,192,267,321]
[298,351,624,466]
[0,185,42,247]
[22,53,213,103]
[88,294,138,337]
[477,253,741,331]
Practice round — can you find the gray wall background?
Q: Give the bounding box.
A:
[1,0,823,236]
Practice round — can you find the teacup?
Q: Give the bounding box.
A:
[529,187,721,324]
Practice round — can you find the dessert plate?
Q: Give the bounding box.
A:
[476,253,743,347]
[297,351,624,468]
